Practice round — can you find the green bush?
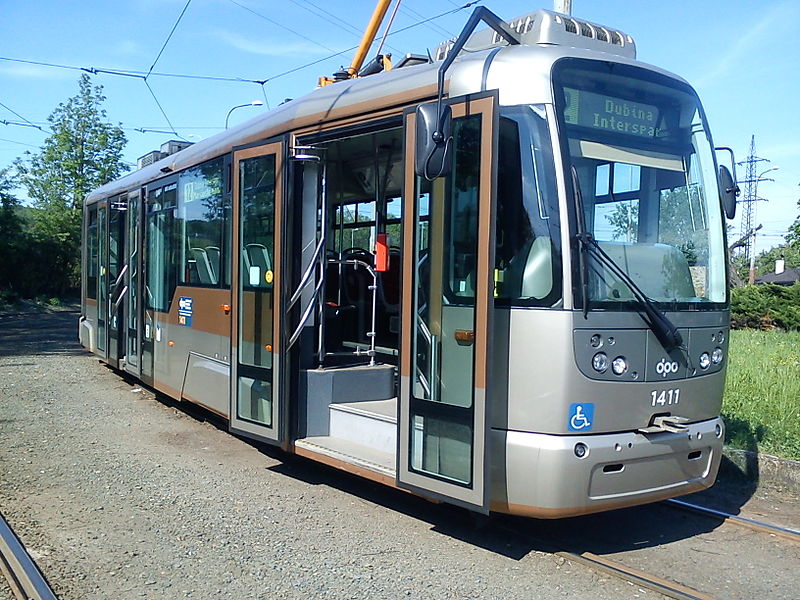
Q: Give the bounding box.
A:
[730,283,800,330]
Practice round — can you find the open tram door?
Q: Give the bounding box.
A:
[123,189,143,378]
[229,139,290,447]
[398,93,498,512]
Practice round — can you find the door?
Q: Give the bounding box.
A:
[124,189,143,377]
[229,140,287,445]
[107,197,127,367]
[398,93,498,511]
[96,202,108,357]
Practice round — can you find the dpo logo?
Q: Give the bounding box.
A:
[655,358,679,378]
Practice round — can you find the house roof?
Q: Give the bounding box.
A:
[756,268,800,285]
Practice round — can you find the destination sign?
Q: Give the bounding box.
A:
[563,87,664,139]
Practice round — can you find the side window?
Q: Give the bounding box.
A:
[240,154,275,292]
[178,158,229,287]
[86,205,98,300]
[445,115,481,302]
[493,105,561,306]
[146,183,178,312]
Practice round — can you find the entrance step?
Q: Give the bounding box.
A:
[329,398,397,454]
[302,364,395,437]
[295,436,395,476]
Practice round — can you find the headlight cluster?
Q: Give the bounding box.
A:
[699,347,724,369]
[592,352,628,375]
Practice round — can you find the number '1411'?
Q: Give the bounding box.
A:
[651,389,680,406]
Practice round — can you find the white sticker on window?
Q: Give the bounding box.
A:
[249,266,260,286]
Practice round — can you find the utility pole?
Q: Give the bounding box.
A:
[737,136,768,263]
[737,135,779,283]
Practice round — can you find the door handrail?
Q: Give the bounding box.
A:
[112,285,128,314]
[287,276,325,350]
[287,238,325,310]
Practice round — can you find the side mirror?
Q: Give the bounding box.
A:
[414,103,452,180]
[718,164,739,220]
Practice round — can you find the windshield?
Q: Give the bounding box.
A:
[553,59,727,309]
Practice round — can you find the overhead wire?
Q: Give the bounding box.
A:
[400,4,456,39]
[290,0,364,37]
[0,57,267,85]
[0,101,47,132]
[143,80,184,140]
[228,0,338,53]
[264,0,481,81]
[147,0,193,78]
[0,1,481,89]
[0,1,482,139]
[0,136,39,149]
[286,0,403,56]
[142,0,195,139]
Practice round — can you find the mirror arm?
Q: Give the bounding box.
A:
[433,7,521,139]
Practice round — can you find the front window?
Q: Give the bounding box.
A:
[554,59,727,309]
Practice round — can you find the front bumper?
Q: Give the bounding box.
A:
[489,417,724,518]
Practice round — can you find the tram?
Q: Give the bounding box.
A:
[79,6,738,517]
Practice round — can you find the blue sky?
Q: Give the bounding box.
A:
[1,0,798,254]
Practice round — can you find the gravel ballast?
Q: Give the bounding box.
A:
[1,310,797,599]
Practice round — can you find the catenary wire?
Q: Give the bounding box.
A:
[142,0,195,137]
[286,0,403,55]
[291,0,366,37]
[0,1,481,88]
[228,0,338,53]
[147,0,193,78]
[400,4,455,39]
[0,136,39,148]
[0,101,46,132]
[0,1,481,138]
[143,80,184,140]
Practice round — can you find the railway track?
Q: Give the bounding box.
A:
[664,498,800,542]
[499,498,799,600]
[0,513,58,600]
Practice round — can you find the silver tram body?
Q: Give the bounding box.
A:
[80,9,730,518]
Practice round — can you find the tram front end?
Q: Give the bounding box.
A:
[482,55,731,518]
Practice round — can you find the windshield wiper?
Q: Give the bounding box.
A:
[571,167,683,352]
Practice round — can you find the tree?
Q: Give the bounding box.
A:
[0,168,22,239]
[0,168,25,293]
[786,196,800,249]
[14,74,127,294]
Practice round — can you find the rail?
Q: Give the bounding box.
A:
[0,512,58,600]
[664,498,800,543]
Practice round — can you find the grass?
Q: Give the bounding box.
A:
[723,329,800,461]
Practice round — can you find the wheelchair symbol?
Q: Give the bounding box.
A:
[568,403,594,432]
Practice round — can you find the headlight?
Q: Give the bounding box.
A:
[611,356,628,375]
[592,352,609,373]
[699,352,711,369]
[712,347,723,365]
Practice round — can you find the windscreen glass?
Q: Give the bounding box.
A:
[553,59,727,308]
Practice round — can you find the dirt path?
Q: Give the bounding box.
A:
[1,311,797,599]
